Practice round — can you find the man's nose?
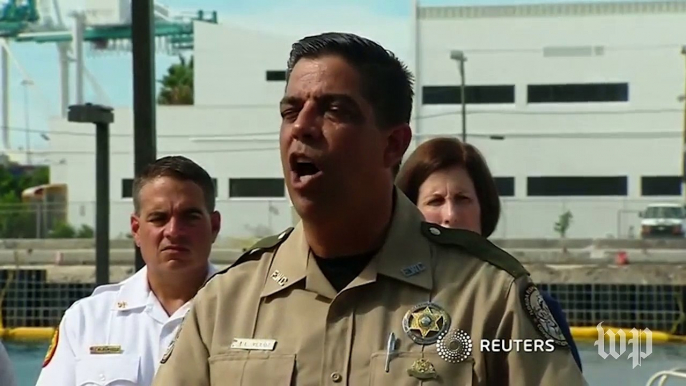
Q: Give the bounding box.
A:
[163,217,183,239]
[291,102,322,141]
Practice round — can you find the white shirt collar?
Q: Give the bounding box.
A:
[113,264,218,312]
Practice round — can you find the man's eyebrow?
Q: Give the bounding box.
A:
[280,93,358,107]
[145,209,167,217]
[321,93,358,106]
[279,96,301,107]
[182,207,205,215]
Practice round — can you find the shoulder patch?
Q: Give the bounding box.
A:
[520,283,569,348]
[420,222,528,278]
[205,227,295,284]
[42,328,59,367]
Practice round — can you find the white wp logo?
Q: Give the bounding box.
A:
[595,322,652,369]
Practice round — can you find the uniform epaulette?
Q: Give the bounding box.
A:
[90,282,122,297]
[420,222,529,279]
[205,227,295,283]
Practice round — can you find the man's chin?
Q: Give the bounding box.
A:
[160,254,195,269]
[293,196,342,222]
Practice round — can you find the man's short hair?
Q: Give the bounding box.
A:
[392,162,401,178]
[132,156,216,213]
[286,32,414,130]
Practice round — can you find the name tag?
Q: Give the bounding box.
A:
[230,338,277,351]
[90,345,123,354]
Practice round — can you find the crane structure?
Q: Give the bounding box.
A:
[0,0,217,152]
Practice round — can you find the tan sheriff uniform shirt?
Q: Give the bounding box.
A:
[152,192,587,386]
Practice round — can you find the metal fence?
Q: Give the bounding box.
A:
[493,197,668,239]
[0,202,69,239]
[0,269,94,328]
[541,283,686,335]
[0,197,676,240]
[0,267,683,335]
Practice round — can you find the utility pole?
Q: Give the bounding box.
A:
[681,46,686,205]
[450,50,467,142]
[131,0,157,271]
[2,39,8,150]
[21,79,31,164]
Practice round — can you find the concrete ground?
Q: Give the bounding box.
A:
[2,263,682,285]
[1,237,685,285]
[2,260,685,286]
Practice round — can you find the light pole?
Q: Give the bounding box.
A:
[20,79,32,165]
[68,103,114,286]
[450,50,467,142]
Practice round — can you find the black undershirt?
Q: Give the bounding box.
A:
[314,191,396,292]
[314,252,376,292]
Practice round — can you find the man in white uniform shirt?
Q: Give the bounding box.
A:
[36,156,221,386]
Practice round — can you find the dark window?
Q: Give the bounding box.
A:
[527,176,627,196]
[122,178,133,198]
[422,85,515,105]
[229,178,285,198]
[494,177,515,197]
[527,83,628,103]
[266,70,287,82]
[123,178,218,198]
[641,176,681,196]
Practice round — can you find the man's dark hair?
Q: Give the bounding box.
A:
[286,32,414,129]
[132,156,216,214]
[392,162,401,178]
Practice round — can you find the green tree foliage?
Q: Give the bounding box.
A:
[0,165,49,238]
[48,222,94,238]
[554,210,573,253]
[554,210,573,238]
[0,165,96,238]
[157,55,193,105]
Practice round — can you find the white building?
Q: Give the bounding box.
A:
[414,0,685,239]
[49,1,686,240]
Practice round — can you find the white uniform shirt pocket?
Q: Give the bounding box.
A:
[75,355,140,386]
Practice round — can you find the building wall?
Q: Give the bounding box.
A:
[48,106,291,240]
[193,22,298,107]
[414,1,686,238]
[49,3,686,240]
[48,23,301,240]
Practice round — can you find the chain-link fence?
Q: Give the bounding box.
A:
[0,197,676,240]
[0,202,72,240]
[541,283,686,335]
[0,265,683,339]
[493,197,670,239]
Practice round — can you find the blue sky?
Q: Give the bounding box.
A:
[1,0,662,153]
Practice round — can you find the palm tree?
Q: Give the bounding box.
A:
[157,55,194,105]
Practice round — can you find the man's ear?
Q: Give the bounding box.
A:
[130,213,141,247]
[384,124,412,169]
[210,211,221,243]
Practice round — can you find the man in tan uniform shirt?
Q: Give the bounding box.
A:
[152,32,587,386]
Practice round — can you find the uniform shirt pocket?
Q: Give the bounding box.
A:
[369,351,474,386]
[209,351,296,385]
[75,355,140,386]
